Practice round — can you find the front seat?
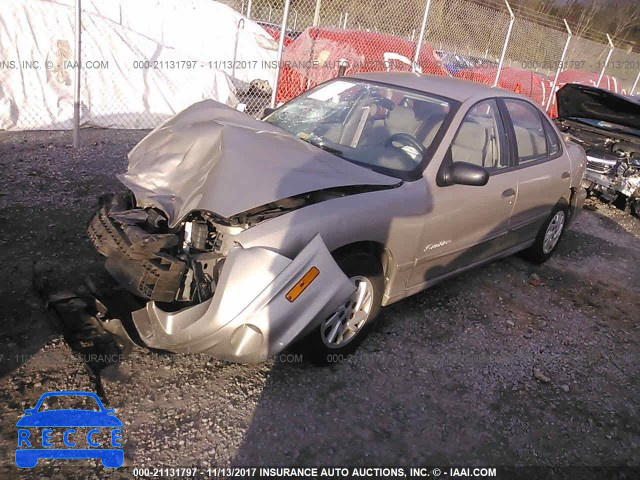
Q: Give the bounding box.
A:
[384,103,417,137]
[450,120,489,166]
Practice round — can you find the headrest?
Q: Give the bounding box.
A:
[385,104,416,135]
[454,121,486,149]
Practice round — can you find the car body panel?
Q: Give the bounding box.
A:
[408,171,520,288]
[119,99,398,227]
[234,182,429,302]
[130,234,355,363]
[510,159,571,232]
[556,83,640,130]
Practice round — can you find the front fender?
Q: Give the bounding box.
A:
[130,234,355,363]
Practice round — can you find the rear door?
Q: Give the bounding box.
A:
[408,98,520,289]
[499,98,570,243]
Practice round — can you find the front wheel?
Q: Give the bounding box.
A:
[630,199,640,218]
[304,251,383,364]
[522,204,568,264]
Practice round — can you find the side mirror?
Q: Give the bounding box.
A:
[261,107,276,119]
[443,161,489,186]
[24,408,36,414]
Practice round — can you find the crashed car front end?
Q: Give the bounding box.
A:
[82,98,404,363]
[555,83,640,216]
[88,192,355,363]
[583,154,640,205]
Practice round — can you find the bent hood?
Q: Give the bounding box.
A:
[119,100,398,226]
[556,83,640,131]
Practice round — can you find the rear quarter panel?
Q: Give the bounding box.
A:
[565,140,587,188]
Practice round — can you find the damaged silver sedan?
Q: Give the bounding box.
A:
[87,73,587,364]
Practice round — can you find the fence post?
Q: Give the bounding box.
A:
[494,0,514,87]
[232,19,245,79]
[73,0,82,148]
[546,19,572,111]
[270,0,292,108]
[412,0,432,71]
[313,0,321,27]
[596,34,614,88]
[631,70,640,96]
[246,0,252,19]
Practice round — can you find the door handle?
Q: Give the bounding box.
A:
[502,188,516,198]
[561,171,571,179]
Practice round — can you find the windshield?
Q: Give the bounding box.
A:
[264,79,458,179]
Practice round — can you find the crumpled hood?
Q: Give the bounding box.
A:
[119,100,398,226]
[556,83,640,131]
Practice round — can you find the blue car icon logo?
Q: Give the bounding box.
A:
[15,391,123,468]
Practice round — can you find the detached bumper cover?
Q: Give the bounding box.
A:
[131,234,355,363]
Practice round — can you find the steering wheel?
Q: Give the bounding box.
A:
[384,133,426,158]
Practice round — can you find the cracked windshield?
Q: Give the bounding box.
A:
[265,79,455,177]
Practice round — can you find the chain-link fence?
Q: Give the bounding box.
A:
[2,0,639,134]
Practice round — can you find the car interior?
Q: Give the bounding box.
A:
[505,99,548,161]
[450,101,504,169]
[320,94,450,172]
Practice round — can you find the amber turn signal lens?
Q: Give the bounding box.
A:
[285,266,320,302]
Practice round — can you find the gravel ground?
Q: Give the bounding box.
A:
[0,129,638,478]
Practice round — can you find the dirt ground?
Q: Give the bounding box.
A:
[0,129,638,478]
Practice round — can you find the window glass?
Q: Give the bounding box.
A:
[265,79,457,179]
[504,99,548,162]
[542,117,561,156]
[451,99,507,169]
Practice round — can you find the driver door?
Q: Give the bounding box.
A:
[407,99,520,289]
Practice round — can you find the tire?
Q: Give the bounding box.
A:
[304,250,384,365]
[630,199,640,218]
[612,194,627,211]
[522,204,568,264]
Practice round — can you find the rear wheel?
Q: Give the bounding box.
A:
[522,204,568,264]
[305,251,383,365]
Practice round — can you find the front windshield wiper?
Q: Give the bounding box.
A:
[300,134,343,155]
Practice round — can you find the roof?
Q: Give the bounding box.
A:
[349,72,510,102]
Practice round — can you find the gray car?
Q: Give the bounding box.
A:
[87,73,587,364]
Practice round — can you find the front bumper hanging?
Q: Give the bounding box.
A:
[130,234,355,363]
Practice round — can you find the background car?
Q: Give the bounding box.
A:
[555,83,640,217]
